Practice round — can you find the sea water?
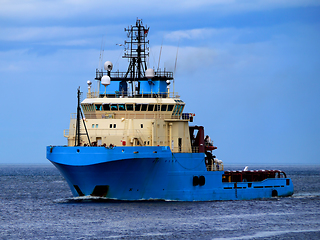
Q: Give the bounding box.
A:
[0,165,319,239]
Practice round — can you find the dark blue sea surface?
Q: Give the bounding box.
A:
[0,165,319,239]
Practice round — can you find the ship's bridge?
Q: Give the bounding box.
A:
[81,97,193,121]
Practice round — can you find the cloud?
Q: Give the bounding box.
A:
[163,28,250,44]
[0,26,103,42]
[1,0,319,22]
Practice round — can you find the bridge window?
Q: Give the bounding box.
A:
[141,104,147,111]
[127,104,133,111]
[135,104,141,111]
[178,105,184,115]
[118,104,126,111]
[168,105,174,111]
[161,105,167,111]
[95,104,102,111]
[172,105,178,115]
[103,104,110,111]
[110,104,118,111]
[148,104,154,111]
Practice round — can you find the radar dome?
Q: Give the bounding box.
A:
[104,61,113,71]
[101,75,111,87]
[145,68,155,79]
[87,80,92,86]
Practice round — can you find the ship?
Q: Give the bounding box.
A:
[46,19,294,201]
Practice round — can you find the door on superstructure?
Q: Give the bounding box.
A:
[97,137,102,146]
[178,138,182,152]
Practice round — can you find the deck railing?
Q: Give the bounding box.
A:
[206,163,224,171]
[87,91,180,99]
[79,112,189,121]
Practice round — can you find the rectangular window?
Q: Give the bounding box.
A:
[113,124,116,128]
[161,105,167,111]
[135,104,141,111]
[110,124,112,128]
[172,105,178,115]
[110,104,118,111]
[127,104,133,111]
[148,104,154,111]
[178,105,184,115]
[118,104,126,111]
[167,105,174,111]
[95,104,102,111]
[96,124,99,128]
[141,104,147,111]
[103,104,110,111]
[92,124,95,128]
[141,124,143,128]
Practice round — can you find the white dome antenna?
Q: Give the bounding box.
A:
[104,61,113,71]
[87,80,92,86]
[145,68,155,79]
[101,75,111,87]
[101,75,111,97]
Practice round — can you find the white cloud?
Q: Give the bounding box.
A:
[0,26,104,42]
[163,28,248,43]
[1,0,319,20]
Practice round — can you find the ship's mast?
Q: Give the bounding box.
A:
[94,19,173,98]
[123,19,149,94]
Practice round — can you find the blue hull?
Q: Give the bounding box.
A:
[47,146,294,201]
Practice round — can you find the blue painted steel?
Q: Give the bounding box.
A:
[99,81,127,95]
[140,80,167,94]
[46,146,294,201]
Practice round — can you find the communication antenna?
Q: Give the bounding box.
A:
[97,36,105,95]
[157,37,163,71]
[98,36,105,70]
[102,61,112,97]
[173,39,180,96]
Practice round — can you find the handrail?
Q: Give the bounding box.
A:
[70,111,189,121]
[206,163,224,171]
[95,69,174,80]
[63,129,69,138]
[87,91,180,99]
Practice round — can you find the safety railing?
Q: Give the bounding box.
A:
[206,163,224,171]
[63,129,69,138]
[95,69,174,80]
[87,91,180,99]
[80,112,187,121]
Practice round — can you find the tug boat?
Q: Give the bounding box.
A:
[46,19,294,201]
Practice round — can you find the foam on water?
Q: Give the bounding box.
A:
[214,229,320,240]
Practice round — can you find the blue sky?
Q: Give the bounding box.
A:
[0,0,319,165]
